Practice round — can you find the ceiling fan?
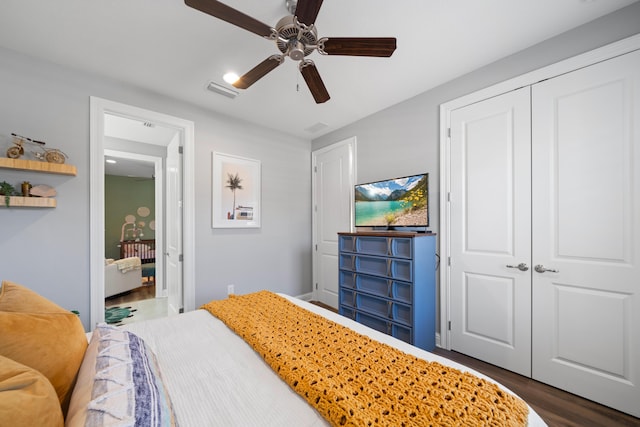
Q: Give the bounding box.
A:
[184,0,397,103]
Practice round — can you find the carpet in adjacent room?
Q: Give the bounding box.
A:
[105,306,136,325]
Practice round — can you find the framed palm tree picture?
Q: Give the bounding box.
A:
[212,152,261,228]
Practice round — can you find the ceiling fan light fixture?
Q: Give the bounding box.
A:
[288,40,306,61]
[206,81,239,99]
[223,72,239,84]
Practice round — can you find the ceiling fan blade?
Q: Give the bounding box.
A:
[299,61,330,104]
[232,56,284,89]
[294,0,324,26]
[320,37,397,57]
[185,0,273,38]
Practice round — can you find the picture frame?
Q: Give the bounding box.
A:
[212,152,261,228]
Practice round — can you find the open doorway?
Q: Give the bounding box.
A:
[103,148,165,325]
[89,97,196,328]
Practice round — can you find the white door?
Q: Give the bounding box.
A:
[166,134,183,316]
[449,87,532,376]
[531,49,640,417]
[312,138,355,308]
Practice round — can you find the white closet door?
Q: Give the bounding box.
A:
[531,49,640,417]
[449,87,532,376]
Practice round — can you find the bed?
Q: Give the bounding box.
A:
[0,281,547,427]
[119,239,155,264]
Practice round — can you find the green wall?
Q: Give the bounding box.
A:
[105,175,155,260]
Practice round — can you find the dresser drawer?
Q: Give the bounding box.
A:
[355,292,412,326]
[355,311,412,345]
[340,288,355,308]
[354,274,412,304]
[339,235,357,253]
[355,274,389,298]
[339,305,355,320]
[355,236,389,256]
[339,270,356,289]
[339,254,355,271]
[391,281,412,304]
[339,235,413,259]
[352,291,412,325]
[340,253,413,281]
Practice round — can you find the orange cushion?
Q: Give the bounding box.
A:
[0,281,87,416]
[0,354,64,427]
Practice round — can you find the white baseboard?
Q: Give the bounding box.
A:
[296,292,313,301]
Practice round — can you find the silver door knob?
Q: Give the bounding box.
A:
[506,263,529,271]
[534,264,559,273]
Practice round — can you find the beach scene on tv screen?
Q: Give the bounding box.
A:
[355,174,428,227]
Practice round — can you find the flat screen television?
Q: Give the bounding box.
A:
[354,173,429,231]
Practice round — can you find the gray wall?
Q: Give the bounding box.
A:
[0,46,312,330]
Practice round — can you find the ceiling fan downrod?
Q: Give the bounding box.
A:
[285,0,298,15]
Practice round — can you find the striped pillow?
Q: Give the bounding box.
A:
[85,325,176,426]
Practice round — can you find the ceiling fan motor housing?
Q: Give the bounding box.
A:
[275,15,317,60]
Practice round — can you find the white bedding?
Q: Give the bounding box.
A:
[122,295,546,426]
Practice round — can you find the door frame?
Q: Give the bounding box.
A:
[439,34,640,350]
[90,96,196,328]
[311,137,357,302]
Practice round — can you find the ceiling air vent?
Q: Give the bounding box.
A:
[305,122,328,133]
[206,81,239,99]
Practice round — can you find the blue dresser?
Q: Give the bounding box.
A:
[338,232,437,351]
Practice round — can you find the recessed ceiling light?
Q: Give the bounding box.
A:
[223,72,239,84]
[106,159,117,164]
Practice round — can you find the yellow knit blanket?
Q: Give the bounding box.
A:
[201,291,529,427]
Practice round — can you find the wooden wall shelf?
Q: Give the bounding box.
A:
[0,157,77,176]
[1,196,56,208]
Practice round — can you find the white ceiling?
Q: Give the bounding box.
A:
[103,114,177,178]
[104,155,155,179]
[0,0,637,139]
[104,115,179,147]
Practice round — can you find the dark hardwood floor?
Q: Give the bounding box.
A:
[432,348,639,427]
[105,282,155,307]
[309,301,639,427]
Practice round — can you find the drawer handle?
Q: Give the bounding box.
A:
[388,280,393,298]
[387,322,392,335]
[387,300,393,319]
